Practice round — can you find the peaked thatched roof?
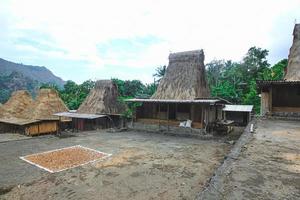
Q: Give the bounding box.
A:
[77,80,126,115]
[23,89,68,120]
[0,90,33,119]
[151,50,210,100]
[285,24,300,81]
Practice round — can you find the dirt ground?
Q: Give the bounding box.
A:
[0,133,30,143]
[0,129,235,200]
[201,119,300,200]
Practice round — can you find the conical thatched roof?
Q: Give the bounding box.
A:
[285,24,300,81]
[77,80,126,115]
[151,50,210,100]
[0,90,33,119]
[23,89,68,120]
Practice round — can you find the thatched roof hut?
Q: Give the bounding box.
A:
[0,90,33,119]
[285,24,300,81]
[23,89,68,120]
[77,80,125,115]
[151,50,210,100]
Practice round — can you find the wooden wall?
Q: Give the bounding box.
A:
[261,91,270,115]
[25,121,58,136]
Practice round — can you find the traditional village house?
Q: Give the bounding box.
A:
[0,89,69,135]
[258,24,300,118]
[54,80,126,131]
[126,50,230,133]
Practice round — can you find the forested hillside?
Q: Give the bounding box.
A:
[0,58,65,103]
[0,58,65,87]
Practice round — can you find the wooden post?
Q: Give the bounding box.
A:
[57,116,61,135]
[201,104,204,128]
[270,87,273,114]
[175,103,178,121]
[158,103,161,130]
[167,103,170,131]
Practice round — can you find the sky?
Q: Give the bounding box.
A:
[0,0,300,84]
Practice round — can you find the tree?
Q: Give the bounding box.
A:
[112,78,146,98]
[243,80,260,113]
[206,60,226,88]
[211,80,241,103]
[263,59,287,80]
[153,65,166,82]
[242,47,270,80]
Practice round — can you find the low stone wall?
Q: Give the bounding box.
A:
[196,119,256,199]
[272,112,300,119]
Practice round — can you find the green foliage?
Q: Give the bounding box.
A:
[40,80,95,110]
[112,79,156,118]
[112,78,156,98]
[0,89,10,103]
[243,47,270,80]
[206,60,226,87]
[211,80,241,103]
[207,47,275,114]
[153,65,166,82]
[262,59,287,80]
[243,80,260,113]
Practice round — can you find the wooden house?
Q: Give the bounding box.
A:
[0,89,69,136]
[257,24,300,118]
[127,50,229,132]
[55,80,126,132]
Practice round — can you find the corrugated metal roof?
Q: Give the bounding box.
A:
[223,105,253,112]
[125,98,221,104]
[53,112,107,119]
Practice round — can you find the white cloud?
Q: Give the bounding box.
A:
[1,0,300,83]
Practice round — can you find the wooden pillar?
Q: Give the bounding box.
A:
[57,116,61,135]
[175,103,178,120]
[158,103,161,130]
[201,105,204,126]
[190,104,193,120]
[167,103,170,131]
[269,87,273,114]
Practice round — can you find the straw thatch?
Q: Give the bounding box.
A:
[23,89,68,120]
[285,24,300,81]
[151,50,210,100]
[0,90,33,119]
[77,80,126,115]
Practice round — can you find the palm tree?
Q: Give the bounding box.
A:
[153,65,167,82]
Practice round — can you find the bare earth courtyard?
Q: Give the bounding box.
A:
[0,130,232,200]
[1,119,299,200]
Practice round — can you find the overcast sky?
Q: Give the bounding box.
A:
[1,0,300,83]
